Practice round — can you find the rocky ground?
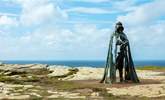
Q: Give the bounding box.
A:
[0,63,164,99]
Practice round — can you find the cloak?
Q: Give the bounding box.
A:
[100,32,140,84]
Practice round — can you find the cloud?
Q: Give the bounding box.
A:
[115,0,165,47]
[66,0,137,14]
[117,0,165,26]
[127,21,165,60]
[20,23,110,50]
[16,0,67,26]
[66,7,116,14]
[114,0,165,60]
[0,0,165,60]
[0,23,111,60]
[0,12,18,17]
[70,0,110,3]
[0,15,17,26]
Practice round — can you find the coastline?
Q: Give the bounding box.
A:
[2,60,165,67]
[0,64,164,99]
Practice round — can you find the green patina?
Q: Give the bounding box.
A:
[100,22,140,84]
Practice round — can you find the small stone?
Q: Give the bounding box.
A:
[27,76,33,78]
[4,72,12,75]
[68,93,80,96]
[47,95,59,98]
[10,93,21,96]
[29,92,42,97]
[47,90,58,94]
[91,92,99,97]
[2,90,10,94]
[23,85,34,89]
[6,84,23,88]
[30,89,39,92]
[8,95,30,99]
[66,95,86,99]
[58,92,69,96]
[10,75,21,79]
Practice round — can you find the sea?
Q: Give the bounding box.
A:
[2,60,165,68]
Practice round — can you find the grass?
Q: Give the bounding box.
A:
[0,68,49,84]
[0,75,40,84]
[137,66,165,71]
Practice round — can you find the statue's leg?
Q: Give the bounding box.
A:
[125,65,130,81]
[119,67,123,82]
[124,54,131,81]
[116,53,124,82]
[118,59,124,82]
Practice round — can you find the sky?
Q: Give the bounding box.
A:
[0,0,165,61]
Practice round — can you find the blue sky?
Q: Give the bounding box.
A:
[0,0,165,60]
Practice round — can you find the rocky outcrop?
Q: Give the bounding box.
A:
[0,64,48,71]
[48,66,79,79]
[48,66,104,80]
[0,64,48,76]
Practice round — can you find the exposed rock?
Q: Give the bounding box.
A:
[29,92,42,98]
[63,67,104,80]
[47,94,59,98]
[91,92,99,97]
[6,84,24,88]
[64,95,86,99]
[10,75,22,79]
[10,93,21,96]
[47,90,58,94]
[5,95,30,99]
[23,85,34,89]
[48,66,79,78]
[107,84,165,97]
[0,64,49,83]
[48,67,69,77]
[47,91,86,99]
[0,64,48,72]
[3,72,12,75]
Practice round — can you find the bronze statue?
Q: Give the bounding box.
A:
[100,22,140,84]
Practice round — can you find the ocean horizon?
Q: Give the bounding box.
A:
[1,60,165,67]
